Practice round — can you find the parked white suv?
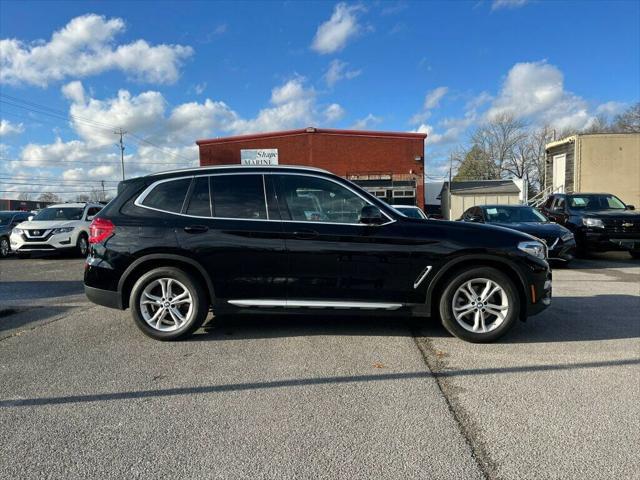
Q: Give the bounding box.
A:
[10,203,103,258]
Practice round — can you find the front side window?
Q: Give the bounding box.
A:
[141,178,191,213]
[276,175,368,224]
[33,207,84,221]
[568,194,626,210]
[211,174,267,220]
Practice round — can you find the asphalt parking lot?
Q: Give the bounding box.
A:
[1,254,639,480]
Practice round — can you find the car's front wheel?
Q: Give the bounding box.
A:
[76,233,89,257]
[0,236,9,258]
[129,267,209,340]
[439,267,520,343]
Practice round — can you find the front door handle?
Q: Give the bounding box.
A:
[293,229,319,240]
[184,225,209,234]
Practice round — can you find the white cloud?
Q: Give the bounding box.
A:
[487,60,595,131]
[596,101,627,117]
[311,3,364,54]
[0,14,193,86]
[324,59,361,87]
[88,165,117,178]
[228,78,318,134]
[351,113,382,130]
[491,0,529,10]
[323,103,345,122]
[0,119,24,137]
[424,86,449,109]
[410,86,448,124]
[61,80,86,103]
[62,168,84,180]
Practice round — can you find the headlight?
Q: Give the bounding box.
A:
[582,218,604,228]
[12,227,23,235]
[52,227,74,234]
[518,240,546,259]
[561,232,574,242]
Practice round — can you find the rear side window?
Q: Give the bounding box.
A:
[211,174,267,220]
[186,176,211,217]
[141,178,191,213]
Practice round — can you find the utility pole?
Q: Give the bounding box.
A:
[101,180,106,201]
[114,128,127,181]
[448,153,453,221]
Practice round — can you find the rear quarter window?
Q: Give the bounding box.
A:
[141,178,191,213]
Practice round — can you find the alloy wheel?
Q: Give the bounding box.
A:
[452,278,509,333]
[0,238,8,257]
[140,278,193,332]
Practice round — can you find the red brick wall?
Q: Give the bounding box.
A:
[198,130,426,206]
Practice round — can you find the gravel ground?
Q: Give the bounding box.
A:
[0,253,638,479]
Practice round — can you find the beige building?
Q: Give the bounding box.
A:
[439,180,523,220]
[544,133,640,206]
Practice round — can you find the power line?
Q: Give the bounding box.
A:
[0,175,119,183]
[0,189,117,194]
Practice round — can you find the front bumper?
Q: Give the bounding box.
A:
[548,240,576,263]
[10,231,76,252]
[579,231,640,252]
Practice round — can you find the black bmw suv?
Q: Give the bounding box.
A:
[85,166,551,343]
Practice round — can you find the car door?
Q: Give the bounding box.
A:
[273,173,423,305]
[173,173,288,301]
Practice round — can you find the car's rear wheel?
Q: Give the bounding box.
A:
[439,267,520,343]
[0,237,9,258]
[76,233,89,257]
[130,267,208,340]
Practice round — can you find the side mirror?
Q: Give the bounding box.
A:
[468,215,484,223]
[359,205,385,225]
[626,204,635,210]
[87,215,95,221]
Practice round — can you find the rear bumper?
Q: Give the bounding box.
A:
[85,285,123,310]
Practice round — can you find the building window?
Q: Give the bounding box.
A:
[392,189,416,198]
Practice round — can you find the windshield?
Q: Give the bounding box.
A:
[396,207,427,219]
[33,207,84,221]
[0,213,14,226]
[568,194,626,210]
[483,206,548,223]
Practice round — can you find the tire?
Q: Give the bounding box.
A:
[630,250,640,260]
[439,267,520,343]
[129,267,209,341]
[0,236,9,258]
[76,233,89,257]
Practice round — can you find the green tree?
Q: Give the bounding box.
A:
[453,145,496,181]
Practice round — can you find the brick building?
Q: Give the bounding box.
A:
[197,127,427,206]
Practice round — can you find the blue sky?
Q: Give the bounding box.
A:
[1,0,638,199]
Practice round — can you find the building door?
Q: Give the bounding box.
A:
[552,154,566,192]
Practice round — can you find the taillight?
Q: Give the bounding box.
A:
[89,217,115,244]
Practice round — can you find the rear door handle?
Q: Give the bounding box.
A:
[184,225,209,234]
[293,229,319,240]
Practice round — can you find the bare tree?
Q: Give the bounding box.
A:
[75,193,90,202]
[38,192,60,203]
[472,114,528,179]
[89,187,107,203]
[17,191,33,201]
[612,102,640,133]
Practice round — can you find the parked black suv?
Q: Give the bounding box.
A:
[540,193,640,258]
[459,205,576,264]
[84,166,551,342]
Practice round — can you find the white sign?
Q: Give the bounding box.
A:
[241,149,279,166]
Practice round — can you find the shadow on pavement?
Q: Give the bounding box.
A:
[0,306,75,334]
[2,357,638,408]
[0,280,84,301]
